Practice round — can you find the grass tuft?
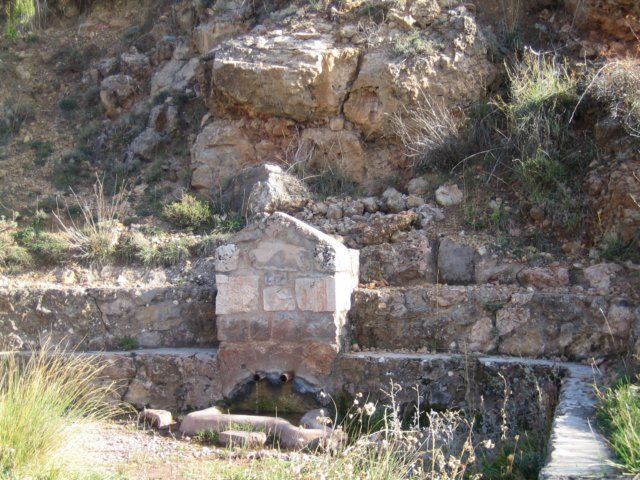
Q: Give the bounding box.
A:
[598,377,640,474]
[0,341,120,478]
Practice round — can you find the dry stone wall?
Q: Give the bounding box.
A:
[214,212,359,396]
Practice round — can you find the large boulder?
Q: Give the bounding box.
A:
[343,6,497,136]
[190,120,256,192]
[203,30,360,121]
[220,163,311,216]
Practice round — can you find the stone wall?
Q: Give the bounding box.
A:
[351,286,639,360]
[214,212,359,396]
[0,286,216,350]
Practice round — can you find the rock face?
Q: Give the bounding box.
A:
[0,286,216,350]
[343,7,496,136]
[220,164,310,216]
[214,213,359,395]
[190,120,256,192]
[205,31,360,121]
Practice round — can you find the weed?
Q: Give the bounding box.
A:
[195,429,219,445]
[590,59,640,137]
[394,91,466,172]
[52,150,91,190]
[0,97,36,144]
[213,212,245,234]
[29,140,54,164]
[162,194,213,229]
[393,32,441,59]
[599,232,640,263]
[13,227,67,265]
[58,96,78,112]
[118,336,139,351]
[0,340,120,478]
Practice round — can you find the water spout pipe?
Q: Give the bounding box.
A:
[253,372,265,382]
[280,371,294,383]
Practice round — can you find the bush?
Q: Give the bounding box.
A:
[591,59,640,136]
[29,140,54,163]
[0,97,36,144]
[13,227,68,265]
[58,96,78,112]
[0,342,118,478]
[162,194,213,229]
[394,91,466,171]
[54,178,125,265]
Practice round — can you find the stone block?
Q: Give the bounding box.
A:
[216,275,259,314]
[263,286,296,311]
[215,244,239,272]
[437,239,475,284]
[253,240,305,271]
[296,277,335,312]
[271,312,336,341]
[264,271,288,286]
[217,315,250,342]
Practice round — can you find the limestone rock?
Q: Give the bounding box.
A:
[435,184,463,207]
[343,8,496,136]
[148,104,179,135]
[437,238,474,284]
[584,262,623,294]
[100,74,135,117]
[129,128,163,162]
[192,0,254,54]
[207,31,360,121]
[220,163,311,216]
[300,128,365,183]
[381,187,407,213]
[357,212,417,246]
[150,58,199,96]
[518,267,570,289]
[120,48,150,79]
[190,120,256,192]
[360,231,436,285]
[407,176,429,195]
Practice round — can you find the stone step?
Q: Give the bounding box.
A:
[349,285,640,361]
[0,285,216,351]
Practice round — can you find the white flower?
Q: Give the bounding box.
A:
[364,402,376,416]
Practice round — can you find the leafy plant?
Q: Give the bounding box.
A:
[58,96,78,112]
[194,429,219,444]
[29,140,54,164]
[118,336,139,351]
[13,227,68,265]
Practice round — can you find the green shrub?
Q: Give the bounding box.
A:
[29,140,54,163]
[162,194,213,229]
[58,96,78,111]
[393,32,441,59]
[0,342,119,478]
[0,97,36,144]
[52,150,91,190]
[118,336,139,351]
[598,378,640,474]
[13,227,68,265]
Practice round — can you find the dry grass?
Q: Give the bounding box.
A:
[53,177,126,265]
